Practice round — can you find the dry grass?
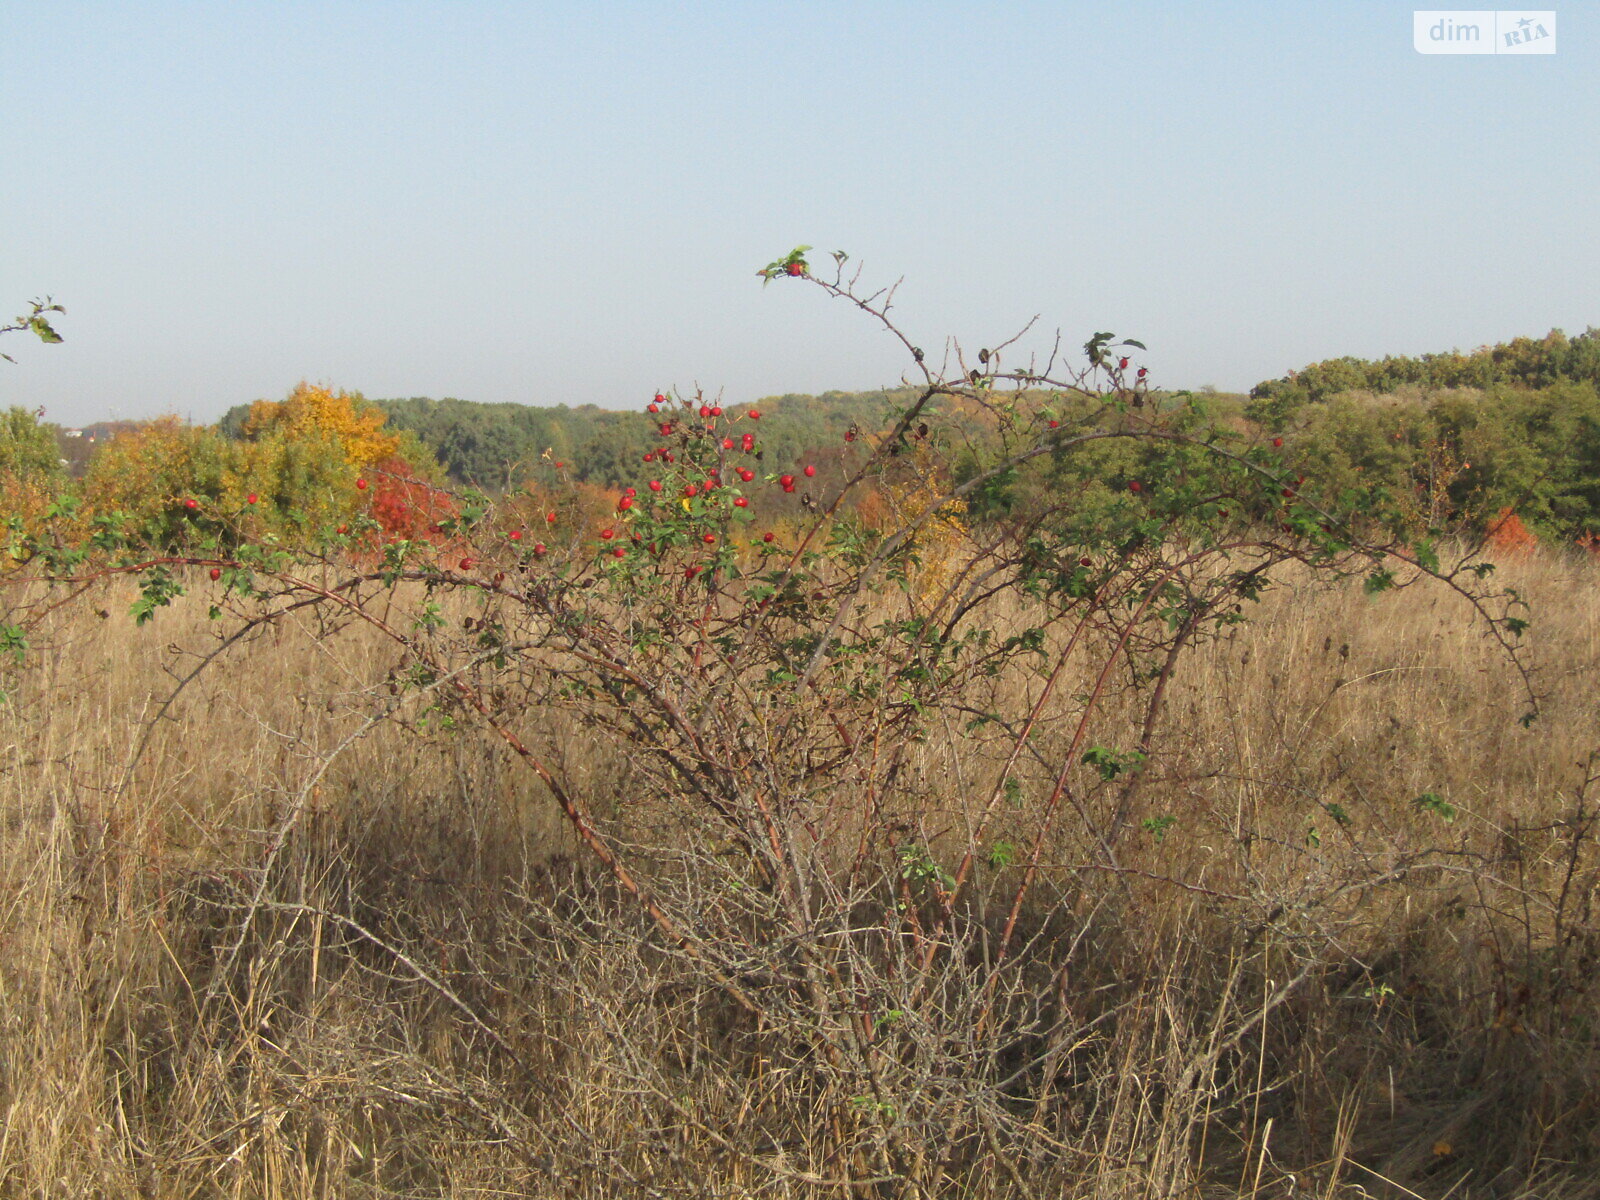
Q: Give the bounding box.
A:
[2,548,1598,1198]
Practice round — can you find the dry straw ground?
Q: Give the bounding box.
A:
[2,547,1598,1199]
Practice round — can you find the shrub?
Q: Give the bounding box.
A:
[1,250,1548,1195]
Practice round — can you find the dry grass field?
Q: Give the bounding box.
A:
[2,547,1598,1199]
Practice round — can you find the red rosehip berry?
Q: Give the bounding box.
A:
[780,474,795,489]
[699,405,711,418]
[601,528,615,540]
[618,496,633,511]
[654,392,665,404]
[1137,367,1148,379]
[734,496,748,508]
[684,483,698,498]
[184,498,199,510]
[356,478,368,491]
[1118,357,1129,370]
[1128,480,1142,493]
[1272,437,1283,448]
[710,405,722,417]
[510,530,523,541]
[685,566,700,579]
[533,542,547,556]
[703,533,716,544]
[612,547,626,558]
[336,524,348,534]
[741,433,754,450]
[663,452,674,463]
[762,532,775,543]
[643,453,655,463]
[554,460,564,468]
[246,493,258,505]
[210,567,221,581]
[546,511,557,523]
[459,557,474,570]
[739,468,755,482]
[785,262,804,277]
[648,403,659,414]
[723,438,734,449]
[1048,420,1060,428]
[1080,557,1093,567]
[803,464,816,478]
[649,479,663,492]
[625,487,636,497]
[748,409,761,420]
[660,423,673,436]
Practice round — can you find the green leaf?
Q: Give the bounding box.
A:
[1413,792,1456,823]
[1140,815,1177,842]
[1081,745,1147,781]
[0,623,26,663]
[986,840,1017,868]
[130,568,184,626]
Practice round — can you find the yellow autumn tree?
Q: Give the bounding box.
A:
[222,383,403,537]
[241,382,399,470]
[855,441,969,603]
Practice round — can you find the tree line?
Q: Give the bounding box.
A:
[4,326,1600,550]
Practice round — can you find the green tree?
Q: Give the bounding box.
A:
[0,407,63,479]
[0,406,68,536]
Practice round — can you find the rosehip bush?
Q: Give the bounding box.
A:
[0,251,1541,1194]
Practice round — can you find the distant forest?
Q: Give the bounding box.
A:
[369,390,905,492]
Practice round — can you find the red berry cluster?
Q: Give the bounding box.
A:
[485,393,801,583]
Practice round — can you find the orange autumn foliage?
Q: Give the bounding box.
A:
[1487,507,1537,556]
[367,456,457,543]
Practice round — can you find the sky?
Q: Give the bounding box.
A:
[3,1,1596,428]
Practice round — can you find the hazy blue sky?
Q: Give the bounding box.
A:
[4,2,1596,427]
